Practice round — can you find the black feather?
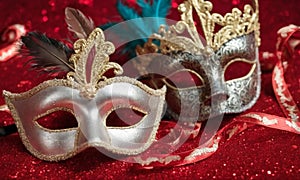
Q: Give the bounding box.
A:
[21,32,74,73]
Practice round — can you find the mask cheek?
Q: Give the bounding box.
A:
[3,84,80,161]
[224,66,260,112]
[29,122,78,158]
[7,98,79,160]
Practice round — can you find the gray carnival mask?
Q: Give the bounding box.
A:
[134,0,261,121]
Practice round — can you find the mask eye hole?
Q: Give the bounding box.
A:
[164,70,204,89]
[35,110,78,130]
[106,108,146,127]
[224,58,255,81]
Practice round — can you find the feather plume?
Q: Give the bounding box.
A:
[137,0,171,29]
[117,0,140,20]
[100,0,171,57]
[65,7,95,39]
[21,32,74,73]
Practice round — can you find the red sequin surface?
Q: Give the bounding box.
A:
[0,0,299,179]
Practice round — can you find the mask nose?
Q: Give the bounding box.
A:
[76,104,111,145]
[200,53,229,105]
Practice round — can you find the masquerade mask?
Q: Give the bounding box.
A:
[135,0,261,121]
[1,1,299,170]
[3,28,166,161]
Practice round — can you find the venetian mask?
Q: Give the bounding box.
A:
[134,0,261,121]
[3,28,166,161]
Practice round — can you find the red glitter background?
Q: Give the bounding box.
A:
[0,0,300,179]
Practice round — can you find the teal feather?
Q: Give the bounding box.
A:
[99,0,171,57]
[116,0,149,38]
[117,0,140,20]
[137,0,171,28]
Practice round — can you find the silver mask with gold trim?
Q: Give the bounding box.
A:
[134,0,261,121]
[4,28,166,161]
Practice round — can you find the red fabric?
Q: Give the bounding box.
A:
[0,0,300,179]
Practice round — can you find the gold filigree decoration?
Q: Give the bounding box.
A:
[67,28,123,99]
[137,22,205,56]
[136,0,260,59]
[179,0,260,50]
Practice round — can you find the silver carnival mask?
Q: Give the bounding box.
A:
[134,0,261,121]
[4,28,166,161]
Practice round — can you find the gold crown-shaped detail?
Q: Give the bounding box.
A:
[135,0,260,75]
[136,0,260,59]
[179,0,260,50]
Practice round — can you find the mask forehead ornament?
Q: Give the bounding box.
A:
[135,0,261,121]
[4,28,166,161]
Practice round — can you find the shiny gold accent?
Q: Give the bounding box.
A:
[136,39,159,55]
[179,0,260,50]
[67,28,123,99]
[136,0,260,57]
